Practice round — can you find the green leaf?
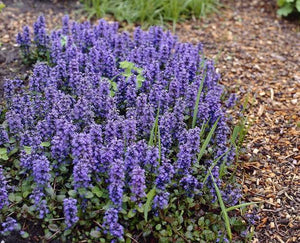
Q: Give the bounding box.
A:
[77,188,86,195]
[60,35,68,46]
[0,153,8,160]
[48,223,59,232]
[197,118,220,163]
[127,209,136,218]
[24,146,32,155]
[59,164,68,173]
[63,229,71,236]
[192,71,206,128]
[0,147,7,155]
[277,4,293,16]
[209,171,232,241]
[187,225,193,231]
[15,195,23,203]
[110,90,115,97]
[144,187,156,222]
[41,141,51,147]
[120,61,135,70]
[277,0,286,7]
[110,81,118,97]
[92,186,103,198]
[136,74,145,89]
[155,224,162,231]
[296,0,300,11]
[111,81,118,91]
[90,230,101,238]
[8,193,15,202]
[122,195,130,202]
[8,147,18,156]
[21,231,29,239]
[45,187,55,198]
[85,191,94,199]
[23,191,30,198]
[56,195,66,202]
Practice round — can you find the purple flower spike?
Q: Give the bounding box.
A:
[0,217,19,235]
[129,165,146,202]
[32,155,51,187]
[63,198,79,228]
[0,166,9,210]
[103,207,124,239]
[108,159,125,207]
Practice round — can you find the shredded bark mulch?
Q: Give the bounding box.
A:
[0,0,299,242]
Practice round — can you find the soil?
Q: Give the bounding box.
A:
[0,0,80,100]
[0,0,299,242]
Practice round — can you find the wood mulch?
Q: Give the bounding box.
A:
[0,0,299,242]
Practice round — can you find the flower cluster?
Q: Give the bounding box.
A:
[0,15,241,239]
[63,198,79,228]
[0,217,20,236]
[0,166,8,210]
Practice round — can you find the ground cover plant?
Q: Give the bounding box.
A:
[277,0,300,17]
[0,16,258,242]
[80,0,220,29]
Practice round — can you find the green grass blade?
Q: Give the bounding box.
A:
[149,106,160,146]
[209,171,232,241]
[230,123,240,146]
[241,94,249,114]
[144,187,156,222]
[202,150,229,185]
[226,202,259,213]
[197,117,220,163]
[192,71,206,128]
[199,118,210,139]
[157,125,161,164]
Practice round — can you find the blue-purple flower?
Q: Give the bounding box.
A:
[129,165,146,202]
[0,166,8,210]
[63,198,79,228]
[103,207,124,239]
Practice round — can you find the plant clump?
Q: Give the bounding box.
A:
[80,0,220,28]
[0,16,257,242]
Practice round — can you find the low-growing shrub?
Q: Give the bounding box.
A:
[277,0,300,17]
[80,0,220,28]
[0,16,257,242]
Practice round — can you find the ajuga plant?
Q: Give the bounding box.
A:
[0,15,258,242]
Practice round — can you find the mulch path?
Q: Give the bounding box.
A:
[0,0,299,242]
